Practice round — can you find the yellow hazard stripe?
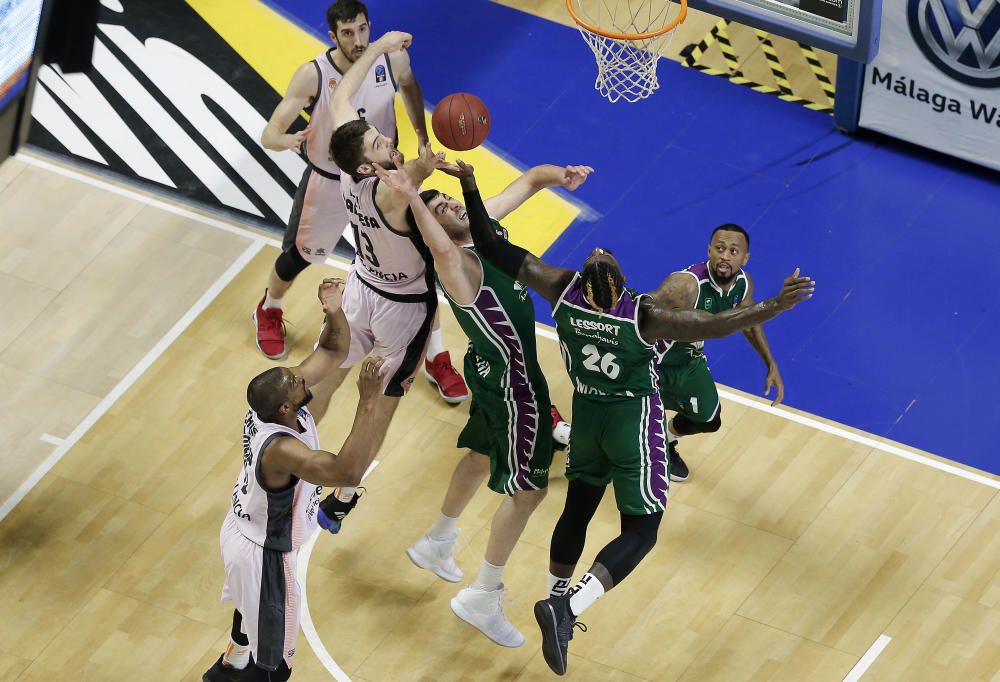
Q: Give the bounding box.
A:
[798,42,836,107]
[754,30,793,95]
[684,63,832,113]
[184,0,581,255]
[715,21,741,75]
[681,19,832,114]
[681,19,723,67]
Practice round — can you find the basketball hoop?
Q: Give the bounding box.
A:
[567,0,688,103]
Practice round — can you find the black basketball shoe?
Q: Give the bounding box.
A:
[533,594,587,676]
[317,488,362,534]
[202,654,253,681]
[668,441,689,482]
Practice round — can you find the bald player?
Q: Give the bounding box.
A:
[204,278,384,682]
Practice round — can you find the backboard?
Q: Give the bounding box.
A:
[689,0,882,61]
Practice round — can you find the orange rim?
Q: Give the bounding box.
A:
[566,0,687,41]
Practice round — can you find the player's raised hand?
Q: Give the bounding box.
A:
[318,278,346,314]
[562,165,594,190]
[764,363,785,406]
[374,31,412,53]
[357,356,386,401]
[282,125,310,151]
[439,158,475,179]
[774,268,814,311]
[373,163,418,197]
[415,141,460,175]
[415,140,444,172]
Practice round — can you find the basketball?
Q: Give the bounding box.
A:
[431,93,491,152]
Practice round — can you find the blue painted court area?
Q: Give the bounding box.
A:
[270,0,1000,475]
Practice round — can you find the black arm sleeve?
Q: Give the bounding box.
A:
[463,187,528,279]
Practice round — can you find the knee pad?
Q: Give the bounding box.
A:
[621,512,662,554]
[673,411,722,435]
[703,412,722,433]
[274,247,311,282]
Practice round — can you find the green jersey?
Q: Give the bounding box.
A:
[659,261,749,365]
[440,220,544,391]
[552,273,658,402]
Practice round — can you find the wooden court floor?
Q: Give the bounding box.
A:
[1,156,998,682]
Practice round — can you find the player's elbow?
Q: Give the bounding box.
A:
[260,128,281,151]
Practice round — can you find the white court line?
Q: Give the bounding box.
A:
[39,433,65,446]
[297,460,381,682]
[0,237,265,523]
[14,153,1000,492]
[717,389,1000,489]
[843,634,892,681]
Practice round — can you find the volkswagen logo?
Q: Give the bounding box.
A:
[908,0,1000,87]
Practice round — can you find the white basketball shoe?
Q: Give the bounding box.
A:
[450,585,525,648]
[406,531,463,583]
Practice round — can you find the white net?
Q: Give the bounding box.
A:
[570,0,686,103]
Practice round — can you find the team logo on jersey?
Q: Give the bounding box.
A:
[908,0,1000,87]
[704,297,713,308]
[475,354,490,378]
[513,280,528,301]
[328,77,338,88]
[375,64,387,83]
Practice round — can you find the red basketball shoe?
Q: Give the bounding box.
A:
[425,351,469,404]
[253,292,286,360]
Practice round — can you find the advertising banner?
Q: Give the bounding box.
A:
[859,0,1000,171]
[27,0,307,228]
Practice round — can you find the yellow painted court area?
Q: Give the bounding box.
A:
[183,0,582,255]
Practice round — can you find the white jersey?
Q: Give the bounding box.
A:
[231,407,323,552]
[303,50,398,178]
[342,174,434,298]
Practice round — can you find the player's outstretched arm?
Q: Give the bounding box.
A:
[388,49,428,148]
[262,357,386,489]
[639,269,814,343]
[372,163,480,305]
[446,161,575,305]
[737,275,785,405]
[484,165,594,221]
[331,31,412,128]
[294,279,352,392]
[261,62,317,151]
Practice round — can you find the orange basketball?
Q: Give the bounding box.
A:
[431,93,491,152]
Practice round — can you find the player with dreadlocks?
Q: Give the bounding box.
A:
[447,160,815,676]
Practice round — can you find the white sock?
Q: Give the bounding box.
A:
[336,487,356,502]
[429,512,459,540]
[548,572,572,597]
[426,329,446,360]
[223,640,252,669]
[568,573,605,616]
[263,290,283,310]
[473,560,504,591]
[666,420,680,444]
